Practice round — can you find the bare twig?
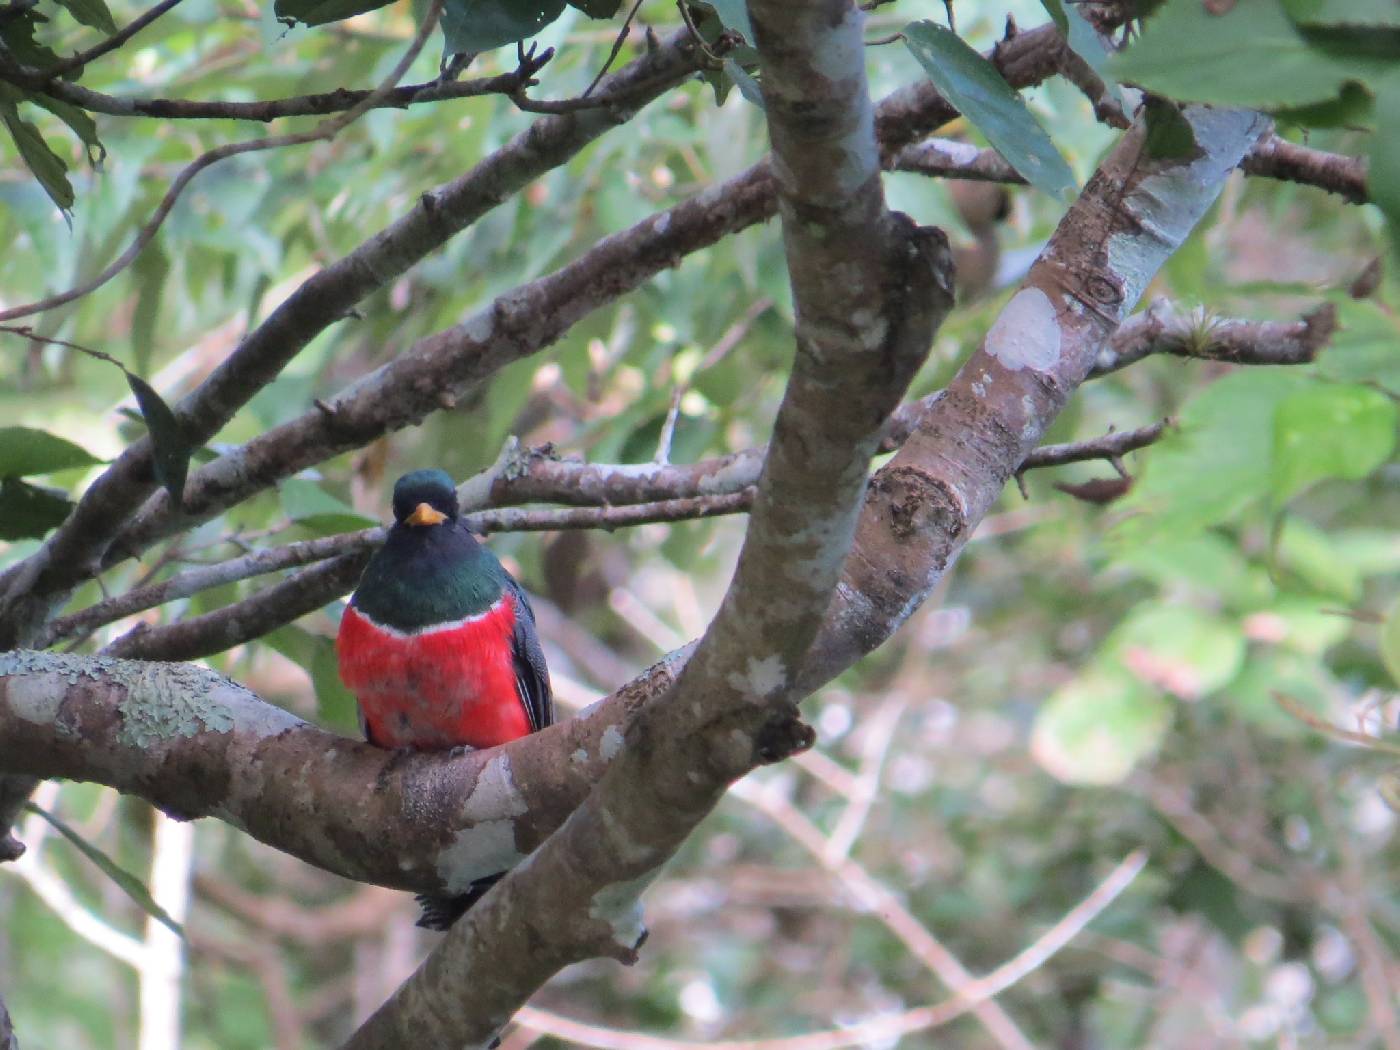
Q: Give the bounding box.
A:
[511,849,1147,1050]
[1242,134,1368,204]
[0,44,552,121]
[583,0,646,97]
[47,0,188,78]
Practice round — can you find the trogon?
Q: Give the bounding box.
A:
[337,468,553,929]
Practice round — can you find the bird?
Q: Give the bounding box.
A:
[336,468,552,929]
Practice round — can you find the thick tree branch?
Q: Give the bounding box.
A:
[56,26,1074,599]
[796,104,1270,692]
[47,294,1327,659]
[341,2,957,1044]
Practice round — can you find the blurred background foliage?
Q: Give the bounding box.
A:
[1,0,1398,1047]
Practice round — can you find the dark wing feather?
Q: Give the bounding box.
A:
[505,578,553,732]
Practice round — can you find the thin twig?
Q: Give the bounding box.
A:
[0,0,445,323]
[48,0,187,78]
[583,0,645,97]
[512,850,1147,1050]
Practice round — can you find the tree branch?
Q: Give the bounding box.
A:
[341,1,956,1043]
[0,29,708,648]
[0,46,554,120]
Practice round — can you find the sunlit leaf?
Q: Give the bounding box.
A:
[1271,382,1398,504]
[280,478,376,534]
[1032,667,1171,785]
[1105,604,1246,700]
[0,427,103,477]
[1110,0,1387,111]
[903,21,1075,200]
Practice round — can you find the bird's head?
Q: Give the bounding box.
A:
[391,469,459,528]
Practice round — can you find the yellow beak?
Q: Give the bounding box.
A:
[406,502,448,527]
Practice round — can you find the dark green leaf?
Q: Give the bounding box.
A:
[53,0,118,34]
[723,58,764,109]
[1372,73,1400,257]
[28,93,105,166]
[441,0,566,54]
[274,0,393,28]
[23,803,184,938]
[1040,0,1115,83]
[0,477,72,540]
[0,93,75,215]
[125,372,192,510]
[567,0,621,18]
[0,11,64,70]
[903,20,1076,201]
[1143,96,1197,159]
[703,0,753,44]
[0,427,103,478]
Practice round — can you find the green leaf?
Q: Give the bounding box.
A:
[0,11,64,70]
[280,478,376,534]
[1104,604,1246,700]
[703,0,753,44]
[441,0,566,54]
[125,372,192,510]
[903,21,1075,200]
[1370,73,1400,257]
[1031,667,1171,785]
[1274,517,1363,602]
[130,242,171,376]
[1114,370,1306,543]
[22,803,184,938]
[1283,0,1400,28]
[0,93,75,215]
[1110,0,1386,112]
[28,93,105,166]
[274,0,393,27]
[265,625,360,731]
[1381,596,1400,688]
[723,58,765,109]
[567,0,620,17]
[0,477,72,540]
[0,426,103,477]
[1039,0,1115,83]
[1142,96,1197,159]
[1271,382,1398,504]
[53,0,117,34]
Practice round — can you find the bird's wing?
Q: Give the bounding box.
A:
[506,579,553,732]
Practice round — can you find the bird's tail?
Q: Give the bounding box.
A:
[414,875,500,931]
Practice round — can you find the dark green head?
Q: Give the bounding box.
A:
[392,468,459,527]
[351,469,508,630]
